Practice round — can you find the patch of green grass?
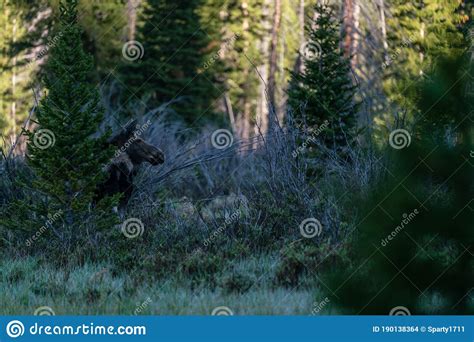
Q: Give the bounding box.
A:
[0,255,322,315]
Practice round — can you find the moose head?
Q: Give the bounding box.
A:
[96,120,165,209]
[108,120,164,166]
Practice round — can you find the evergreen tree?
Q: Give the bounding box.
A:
[323,49,473,314]
[384,0,465,116]
[0,0,37,149]
[217,0,265,139]
[0,0,16,139]
[70,0,127,78]
[288,3,358,151]
[2,0,118,255]
[119,0,222,124]
[47,0,126,79]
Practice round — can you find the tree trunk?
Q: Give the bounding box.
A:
[256,0,271,138]
[267,0,281,131]
[10,16,17,142]
[242,101,251,142]
[378,0,388,64]
[343,0,353,58]
[240,0,252,142]
[224,92,236,133]
[293,0,305,75]
[419,22,425,75]
[127,0,140,41]
[343,0,360,71]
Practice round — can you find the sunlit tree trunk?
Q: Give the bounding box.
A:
[224,92,236,133]
[241,0,251,142]
[419,22,425,75]
[343,0,360,71]
[378,0,388,64]
[126,0,140,41]
[293,0,305,75]
[256,0,271,139]
[10,16,17,142]
[267,0,281,131]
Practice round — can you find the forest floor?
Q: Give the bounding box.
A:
[0,256,323,315]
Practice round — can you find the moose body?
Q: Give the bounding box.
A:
[95,120,164,209]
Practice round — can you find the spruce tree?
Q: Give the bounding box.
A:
[288,2,358,152]
[323,49,473,314]
[2,0,118,255]
[120,0,222,124]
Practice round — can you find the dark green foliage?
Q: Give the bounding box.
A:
[384,0,465,116]
[119,0,222,124]
[214,0,264,127]
[275,246,306,287]
[220,272,253,294]
[324,53,473,314]
[288,3,358,152]
[75,0,127,77]
[275,242,349,288]
[1,0,118,256]
[0,0,46,145]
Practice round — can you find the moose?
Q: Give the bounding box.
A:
[96,120,165,210]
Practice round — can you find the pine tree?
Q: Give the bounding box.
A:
[323,48,473,314]
[288,3,358,152]
[2,0,118,255]
[119,0,222,124]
